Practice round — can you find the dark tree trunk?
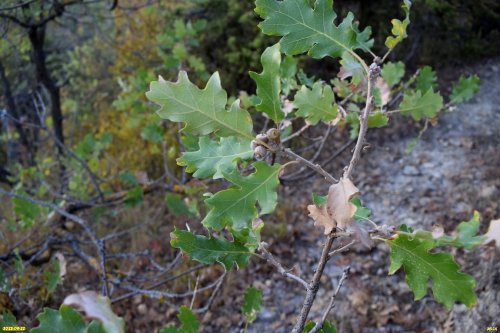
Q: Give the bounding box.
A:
[0,58,34,165]
[28,27,64,148]
[28,26,67,188]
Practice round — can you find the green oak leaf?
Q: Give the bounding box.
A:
[339,51,365,85]
[415,66,437,93]
[255,0,373,60]
[32,305,86,333]
[402,211,486,250]
[450,75,480,103]
[160,306,200,333]
[202,162,282,231]
[0,311,17,328]
[241,287,263,323]
[381,61,405,88]
[385,0,411,49]
[249,44,283,123]
[304,320,337,333]
[146,71,253,139]
[399,89,443,121]
[387,233,477,310]
[177,136,253,179]
[170,229,251,270]
[294,82,338,125]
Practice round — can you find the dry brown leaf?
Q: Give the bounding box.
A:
[484,218,500,247]
[307,204,334,235]
[64,291,125,333]
[327,177,360,230]
[375,77,391,106]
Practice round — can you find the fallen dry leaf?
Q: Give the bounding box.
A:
[64,290,125,333]
[327,178,360,230]
[484,218,500,247]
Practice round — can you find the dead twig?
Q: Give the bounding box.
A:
[309,266,351,333]
[258,243,308,289]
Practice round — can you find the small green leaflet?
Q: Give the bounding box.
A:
[202,162,281,231]
[351,197,371,221]
[249,44,284,123]
[146,71,253,139]
[32,305,86,333]
[387,233,477,310]
[241,287,263,323]
[255,0,373,59]
[304,320,337,333]
[381,61,405,88]
[165,193,197,218]
[170,229,251,270]
[124,186,144,207]
[141,123,164,143]
[177,136,253,179]
[385,0,411,49]
[450,75,480,103]
[415,66,437,93]
[44,258,61,294]
[346,111,389,138]
[13,195,41,228]
[160,306,200,333]
[399,89,443,121]
[294,82,338,125]
[312,192,327,206]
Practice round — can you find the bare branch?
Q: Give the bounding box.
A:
[281,148,337,183]
[291,232,337,333]
[309,266,351,333]
[258,242,308,289]
[344,63,380,179]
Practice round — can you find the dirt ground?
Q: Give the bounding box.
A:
[195,59,500,333]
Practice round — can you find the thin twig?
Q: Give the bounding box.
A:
[282,123,310,143]
[343,63,380,179]
[328,240,356,259]
[309,266,351,333]
[281,148,337,183]
[258,243,308,289]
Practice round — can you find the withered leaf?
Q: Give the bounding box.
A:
[307,204,334,235]
[327,177,360,230]
[308,178,360,234]
[484,218,500,248]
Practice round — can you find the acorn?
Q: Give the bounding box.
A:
[266,128,280,141]
[255,133,269,143]
[253,146,267,160]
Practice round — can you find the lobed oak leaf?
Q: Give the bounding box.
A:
[308,178,360,234]
[327,177,360,230]
[307,203,334,235]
